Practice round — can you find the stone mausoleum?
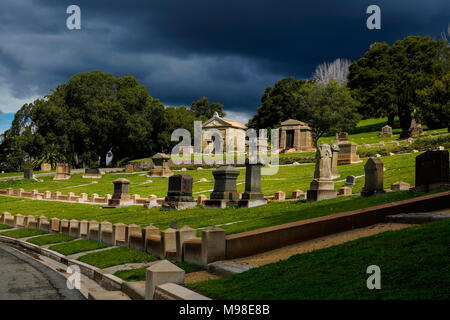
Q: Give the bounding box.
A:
[202,112,247,153]
[279,119,315,153]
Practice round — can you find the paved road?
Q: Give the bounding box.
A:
[0,244,85,300]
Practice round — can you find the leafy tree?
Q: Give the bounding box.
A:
[348,36,450,132]
[190,97,225,120]
[416,73,450,131]
[348,42,397,125]
[158,106,199,153]
[0,71,167,170]
[247,77,310,129]
[295,80,361,146]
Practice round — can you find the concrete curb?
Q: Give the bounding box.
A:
[0,235,211,300]
[0,235,123,292]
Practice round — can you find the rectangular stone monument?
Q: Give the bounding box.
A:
[413,150,450,192]
[40,163,51,171]
[345,175,356,186]
[105,178,133,208]
[54,163,71,180]
[379,125,393,137]
[83,168,102,179]
[291,190,305,200]
[338,186,352,196]
[205,166,240,208]
[274,191,286,201]
[162,174,197,210]
[337,141,361,165]
[125,164,134,173]
[238,161,267,208]
[307,144,337,201]
[24,168,33,179]
[361,158,386,196]
[391,181,411,191]
[144,195,158,208]
[148,153,173,178]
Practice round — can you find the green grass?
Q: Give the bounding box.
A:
[0,152,424,234]
[49,239,108,256]
[0,224,12,230]
[77,247,157,269]
[0,148,419,197]
[0,170,55,178]
[27,233,75,246]
[0,190,424,236]
[187,219,450,300]
[114,262,203,282]
[0,228,47,239]
[0,151,420,198]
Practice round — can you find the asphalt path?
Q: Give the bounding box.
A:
[0,244,84,300]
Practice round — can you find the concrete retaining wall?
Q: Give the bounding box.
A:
[225,191,450,259]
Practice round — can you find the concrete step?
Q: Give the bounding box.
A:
[386,212,450,224]
[122,281,146,300]
[207,261,254,276]
[88,288,131,300]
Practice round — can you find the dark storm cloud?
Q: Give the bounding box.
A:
[0,0,448,119]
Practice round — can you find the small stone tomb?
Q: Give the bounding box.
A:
[361,158,385,196]
[205,166,240,208]
[162,174,197,210]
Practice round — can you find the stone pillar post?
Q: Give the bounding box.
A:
[201,226,226,266]
[145,260,185,300]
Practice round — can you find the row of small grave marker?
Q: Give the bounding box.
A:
[0,212,227,267]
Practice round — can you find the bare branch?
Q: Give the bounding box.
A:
[312,58,351,85]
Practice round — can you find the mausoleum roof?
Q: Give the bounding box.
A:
[203,112,247,130]
[280,119,311,128]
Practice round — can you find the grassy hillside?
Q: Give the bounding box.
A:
[187,219,450,300]
[0,190,424,235]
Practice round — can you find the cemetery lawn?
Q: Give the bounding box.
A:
[114,262,203,281]
[0,191,425,235]
[0,152,420,198]
[49,239,108,256]
[187,219,450,300]
[0,224,11,230]
[0,170,55,178]
[77,247,157,269]
[27,233,75,246]
[0,228,47,239]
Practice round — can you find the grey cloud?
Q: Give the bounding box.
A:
[0,0,448,115]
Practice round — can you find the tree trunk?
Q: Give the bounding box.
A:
[387,114,395,127]
[100,154,106,168]
[398,105,412,138]
[73,153,79,168]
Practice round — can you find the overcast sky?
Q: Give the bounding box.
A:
[0,0,448,132]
